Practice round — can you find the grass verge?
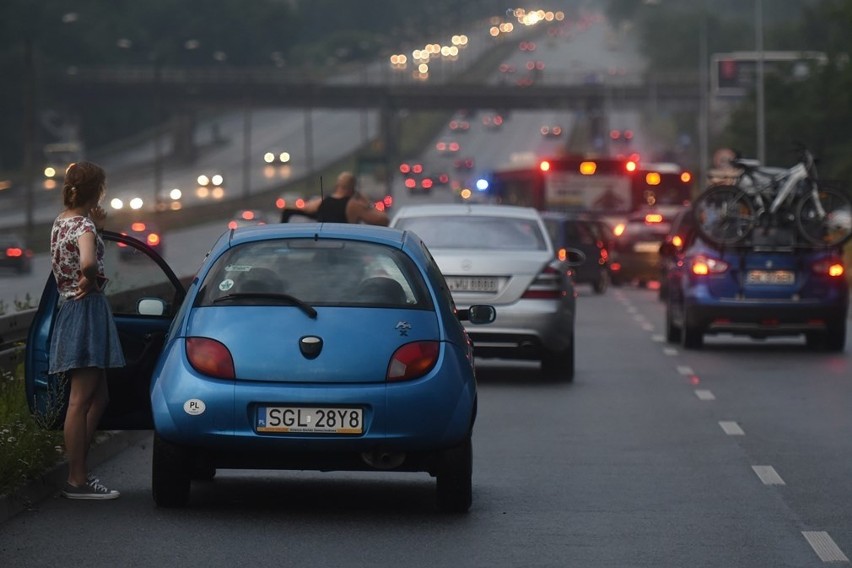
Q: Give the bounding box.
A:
[0,365,64,497]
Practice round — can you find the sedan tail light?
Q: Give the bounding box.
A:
[186,337,236,379]
[522,264,564,299]
[147,233,161,247]
[691,254,729,275]
[5,247,23,258]
[387,341,439,382]
[811,258,845,277]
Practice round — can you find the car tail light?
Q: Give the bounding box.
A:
[186,337,235,379]
[812,259,844,277]
[522,264,564,299]
[645,213,663,224]
[387,341,439,382]
[672,235,684,248]
[5,247,23,258]
[147,233,161,247]
[691,255,728,275]
[228,221,238,230]
[275,198,286,209]
[613,223,626,237]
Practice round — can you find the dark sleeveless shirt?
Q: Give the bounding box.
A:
[316,195,352,223]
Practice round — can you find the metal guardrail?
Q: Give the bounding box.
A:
[0,310,35,375]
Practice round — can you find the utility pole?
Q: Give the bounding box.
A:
[755,0,766,163]
[698,4,709,186]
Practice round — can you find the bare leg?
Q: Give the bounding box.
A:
[85,371,110,450]
[64,367,102,487]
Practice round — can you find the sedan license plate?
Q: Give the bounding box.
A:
[746,270,795,285]
[447,276,499,292]
[633,241,661,253]
[257,406,363,434]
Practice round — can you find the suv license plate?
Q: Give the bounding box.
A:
[746,270,795,285]
[257,406,363,434]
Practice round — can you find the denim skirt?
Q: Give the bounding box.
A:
[49,292,126,375]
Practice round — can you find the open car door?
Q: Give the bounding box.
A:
[26,230,187,429]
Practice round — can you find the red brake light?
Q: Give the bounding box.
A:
[275,198,286,209]
[681,172,692,183]
[295,198,305,208]
[522,264,564,299]
[147,233,160,247]
[186,337,235,379]
[131,222,146,232]
[812,259,845,277]
[5,247,22,258]
[400,164,411,174]
[241,211,254,220]
[405,178,416,188]
[645,213,663,224]
[387,341,439,382]
[691,255,728,275]
[422,178,433,189]
[228,220,238,230]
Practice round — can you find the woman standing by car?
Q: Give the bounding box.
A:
[50,161,125,500]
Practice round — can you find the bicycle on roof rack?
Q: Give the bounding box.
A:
[692,147,852,248]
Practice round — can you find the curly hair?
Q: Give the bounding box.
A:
[62,161,106,209]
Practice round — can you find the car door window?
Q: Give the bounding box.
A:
[103,236,185,317]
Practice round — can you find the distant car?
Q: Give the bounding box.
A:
[540,125,563,138]
[657,207,697,300]
[118,221,164,261]
[0,233,33,274]
[26,225,495,511]
[454,157,474,171]
[481,114,504,129]
[435,141,461,155]
[228,209,269,230]
[391,204,583,380]
[197,173,224,187]
[665,227,849,351]
[541,211,611,294]
[449,119,470,132]
[612,206,684,286]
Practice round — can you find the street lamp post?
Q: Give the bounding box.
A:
[755,0,766,164]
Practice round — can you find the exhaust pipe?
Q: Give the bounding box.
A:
[361,450,406,470]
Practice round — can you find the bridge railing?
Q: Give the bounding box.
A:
[0,310,34,376]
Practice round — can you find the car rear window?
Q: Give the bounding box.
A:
[195,238,432,308]
[396,215,548,250]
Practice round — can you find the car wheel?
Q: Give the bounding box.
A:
[665,301,681,344]
[541,340,575,382]
[807,324,847,352]
[191,461,217,482]
[436,435,472,514]
[681,320,703,349]
[592,269,609,294]
[152,433,192,508]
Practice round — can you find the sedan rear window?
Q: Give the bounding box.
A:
[396,216,547,250]
[196,238,431,308]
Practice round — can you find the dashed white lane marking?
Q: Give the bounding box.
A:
[677,365,694,375]
[752,465,785,486]
[695,389,715,400]
[802,531,850,563]
[663,347,678,356]
[651,334,664,342]
[719,421,745,435]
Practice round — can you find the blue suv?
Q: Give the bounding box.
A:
[664,216,849,351]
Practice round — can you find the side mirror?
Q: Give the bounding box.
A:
[458,305,496,324]
[137,297,167,316]
[558,247,586,267]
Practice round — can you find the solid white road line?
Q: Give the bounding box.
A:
[752,465,785,486]
[802,531,850,563]
[677,365,694,375]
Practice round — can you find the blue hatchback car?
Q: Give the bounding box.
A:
[664,223,849,351]
[26,224,495,512]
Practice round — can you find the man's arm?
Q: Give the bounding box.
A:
[348,194,390,226]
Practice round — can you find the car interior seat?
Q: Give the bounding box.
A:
[356,276,407,305]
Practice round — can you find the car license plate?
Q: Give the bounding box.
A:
[256,406,363,434]
[633,241,660,253]
[746,270,795,285]
[447,276,499,292]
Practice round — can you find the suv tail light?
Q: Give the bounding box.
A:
[186,337,236,379]
[812,258,845,277]
[691,255,728,275]
[522,264,564,299]
[387,341,439,382]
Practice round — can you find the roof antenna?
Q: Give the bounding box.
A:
[314,175,324,239]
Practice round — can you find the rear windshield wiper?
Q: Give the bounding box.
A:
[213,292,318,319]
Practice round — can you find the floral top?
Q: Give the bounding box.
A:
[50,215,105,299]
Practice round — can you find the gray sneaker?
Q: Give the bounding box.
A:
[62,480,120,500]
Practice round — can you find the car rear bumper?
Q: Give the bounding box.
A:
[685,297,849,336]
[460,299,574,357]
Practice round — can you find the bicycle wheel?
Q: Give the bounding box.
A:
[796,185,852,246]
[692,185,756,246]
